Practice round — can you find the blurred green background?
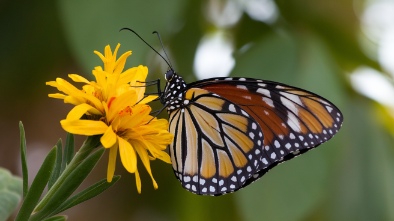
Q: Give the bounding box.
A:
[1,0,394,220]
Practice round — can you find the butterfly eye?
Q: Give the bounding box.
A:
[165,69,174,81]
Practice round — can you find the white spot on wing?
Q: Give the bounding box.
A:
[237,85,248,90]
[271,152,276,159]
[287,112,301,132]
[229,104,236,112]
[263,97,274,107]
[256,88,271,97]
[281,94,300,114]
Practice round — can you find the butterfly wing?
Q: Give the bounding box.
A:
[168,88,265,195]
[190,77,343,187]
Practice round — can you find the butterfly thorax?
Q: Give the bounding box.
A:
[163,70,188,113]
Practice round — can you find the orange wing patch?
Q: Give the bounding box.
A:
[202,84,290,146]
[200,139,216,178]
[217,150,234,177]
[301,97,334,128]
[183,109,199,175]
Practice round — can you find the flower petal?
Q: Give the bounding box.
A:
[94,50,105,64]
[46,81,58,87]
[48,93,66,99]
[53,78,104,112]
[66,103,101,120]
[107,144,118,182]
[118,137,136,173]
[137,138,172,164]
[135,168,142,194]
[120,65,148,85]
[134,141,158,189]
[101,125,117,148]
[92,68,106,90]
[68,74,90,84]
[153,150,171,164]
[110,90,137,111]
[113,50,132,75]
[61,119,108,135]
[64,96,84,106]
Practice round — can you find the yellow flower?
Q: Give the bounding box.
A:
[47,44,173,193]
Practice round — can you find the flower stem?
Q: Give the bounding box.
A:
[32,135,101,214]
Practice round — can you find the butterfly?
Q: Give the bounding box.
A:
[161,69,343,196]
[123,28,343,196]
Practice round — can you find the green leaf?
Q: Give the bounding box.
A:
[19,121,28,197]
[15,147,57,221]
[0,191,22,221]
[42,215,68,221]
[30,148,105,221]
[0,168,23,221]
[48,139,63,190]
[62,133,75,173]
[53,176,120,215]
[33,136,101,214]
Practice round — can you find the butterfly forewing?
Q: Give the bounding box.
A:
[190,77,343,186]
[168,88,265,195]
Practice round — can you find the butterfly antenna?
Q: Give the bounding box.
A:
[120,28,173,69]
[152,31,173,70]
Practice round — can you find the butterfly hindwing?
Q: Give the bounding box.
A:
[168,88,265,195]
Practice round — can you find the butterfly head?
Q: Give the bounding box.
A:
[165,69,175,82]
